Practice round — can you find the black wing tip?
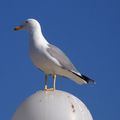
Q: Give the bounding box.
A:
[71,71,96,84]
[81,74,96,84]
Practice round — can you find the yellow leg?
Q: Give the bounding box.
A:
[53,74,56,90]
[44,74,48,90]
[44,74,56,91]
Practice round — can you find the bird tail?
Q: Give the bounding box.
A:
[72,71,95,84]
[64,70,95,85]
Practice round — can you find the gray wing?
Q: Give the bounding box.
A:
[47,44,78,72]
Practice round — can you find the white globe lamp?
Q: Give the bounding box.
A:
[12,90,93,120]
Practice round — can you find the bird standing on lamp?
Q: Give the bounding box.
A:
[14,19,95,91]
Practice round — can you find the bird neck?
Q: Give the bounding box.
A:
[29,28,49,47]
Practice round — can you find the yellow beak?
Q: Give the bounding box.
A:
[14,25,24,31]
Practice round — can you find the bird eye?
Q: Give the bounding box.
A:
[25,21,28,23]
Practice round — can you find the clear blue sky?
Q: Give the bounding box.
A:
[0,0,119,119]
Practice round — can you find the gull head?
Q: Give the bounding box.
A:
[14,18,41,32]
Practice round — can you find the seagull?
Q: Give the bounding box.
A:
[14,18,95,91]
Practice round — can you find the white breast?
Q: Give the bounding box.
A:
[29,38,60,74]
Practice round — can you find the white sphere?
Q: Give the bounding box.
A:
[12,90,93,120]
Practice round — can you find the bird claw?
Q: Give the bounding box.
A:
[44,88,56,91]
